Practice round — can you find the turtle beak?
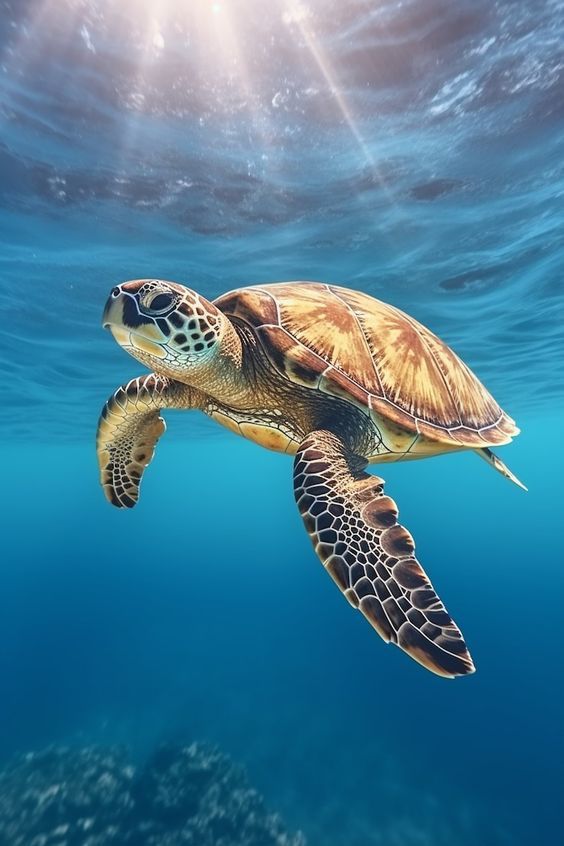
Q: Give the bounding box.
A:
[102,286,168,359]
[102,287,123,330]
[102,290,134,348]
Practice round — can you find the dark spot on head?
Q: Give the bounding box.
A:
[204,331,215,342]
[191,333,200,340]
[188,319,197,330]
[182,345,192,352]
[122,296,154,330]
[196,307,204,316]
[174,333,187,344]
[157,319,171,336]
[169,312,184,329]
[194,342,204,352]
[198,319,208,332]
[206,341,214,348]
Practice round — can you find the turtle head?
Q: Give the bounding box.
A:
[102,279,234,382]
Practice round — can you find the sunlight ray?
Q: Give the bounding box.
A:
[283,1,400,209]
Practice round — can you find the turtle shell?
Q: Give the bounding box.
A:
[214,282,518,448]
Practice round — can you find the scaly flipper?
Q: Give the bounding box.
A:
[293,430,475,678]
[96,374,193,508]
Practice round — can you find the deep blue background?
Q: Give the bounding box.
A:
[1,1,563,844]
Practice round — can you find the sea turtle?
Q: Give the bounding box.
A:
[97,279,524,678]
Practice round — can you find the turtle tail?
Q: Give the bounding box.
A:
[476,447,527,491]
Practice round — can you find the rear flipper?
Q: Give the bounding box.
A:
[477,447,527,491]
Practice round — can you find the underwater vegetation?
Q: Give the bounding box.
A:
[0,741,305,846]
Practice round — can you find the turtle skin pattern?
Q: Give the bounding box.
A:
[96,374,195,508]
[97,375,168,508]
[293,430,475,677]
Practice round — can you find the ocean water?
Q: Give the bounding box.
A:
[1,1,563,843]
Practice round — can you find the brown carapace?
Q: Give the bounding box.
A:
[216,282,519,451]
[98,279,525,679]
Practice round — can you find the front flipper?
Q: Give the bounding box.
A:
[96,374,193,508]
[293,430,475,678]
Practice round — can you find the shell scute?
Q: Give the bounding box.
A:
[256,325,326,388]
[318,366,368,410]
[214,282,518,447]
[275,283,378,391]
[217,286,279,327]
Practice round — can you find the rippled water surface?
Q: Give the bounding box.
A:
[0,2,563,845]
[2,0,564,437]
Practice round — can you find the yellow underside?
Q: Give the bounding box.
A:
[210,408,462,462]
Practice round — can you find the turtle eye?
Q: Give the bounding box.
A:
[142,291,176,314]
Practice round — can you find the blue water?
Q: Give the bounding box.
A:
[1,1,563,843]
